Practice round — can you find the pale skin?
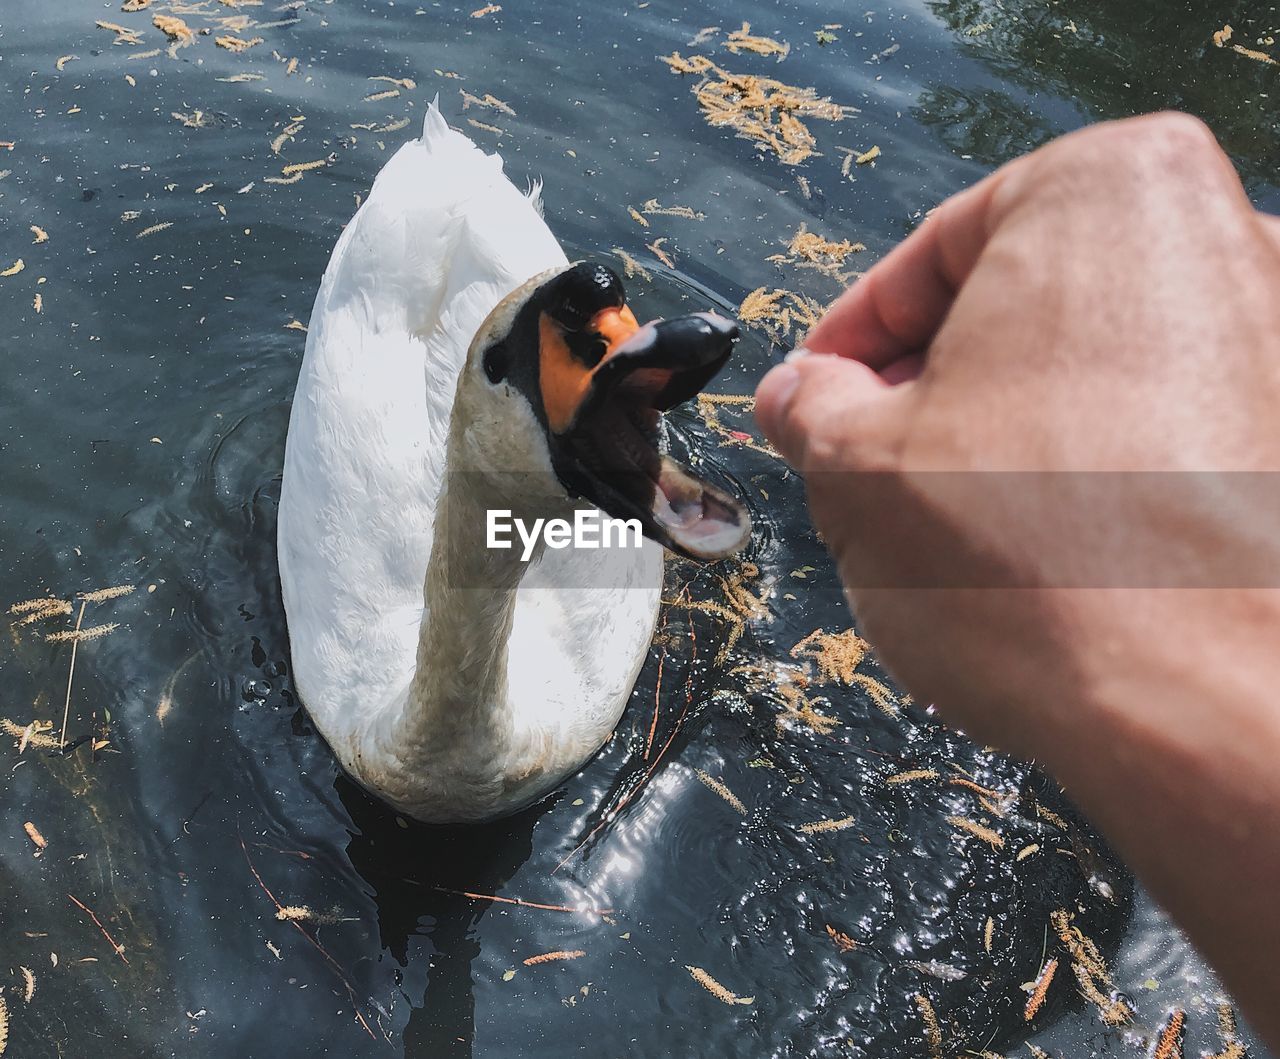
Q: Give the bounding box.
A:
[754,112,1280,1046]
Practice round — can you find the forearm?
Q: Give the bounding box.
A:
[1023,590,1280,1043]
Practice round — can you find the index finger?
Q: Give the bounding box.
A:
[802,166,1016,369]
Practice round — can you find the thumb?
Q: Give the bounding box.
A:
[753,350,896,470]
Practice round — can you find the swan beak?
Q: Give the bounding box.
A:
[543,308,752,562]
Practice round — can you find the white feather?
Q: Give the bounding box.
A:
[278,102,662,822]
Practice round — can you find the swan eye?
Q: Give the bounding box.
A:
[482,344,508,383]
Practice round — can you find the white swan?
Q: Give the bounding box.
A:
[277,104,750,823]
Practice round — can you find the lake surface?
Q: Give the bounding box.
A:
[2,1,1277,1056]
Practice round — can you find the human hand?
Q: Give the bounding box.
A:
[754,112,1280,755]
[753,112,1280,1047]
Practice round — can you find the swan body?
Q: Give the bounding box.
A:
[279,104,745,822]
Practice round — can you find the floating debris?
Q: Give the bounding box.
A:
[645,237,675,268]
[1152,1009,1185,1059]
[790,628,868,684]
[30,225,48,243]
[46,622,119,644]
[67,894,129,964]
[23,821,47,853]
[280,159,328,176]
[122,0,152,9]
[723,22,789,59]
[798,815,855,834]
[640,198,705,220]
[470,3,501,16]
[0,993,7,1057]
[983,916,994,954]
[738,285,823,344]
[216,34,264,51]
[661,53,854,165]
[19,967,34,1004]
[611,247,651,282]
[947,815,1004,848]
[1,719,59,750]
[1,259,25,277]
[855,145,881,165]
[1016,843,1040,861]
[153,14,194,43]
[686,965,753,1005]
[886,768,939,786]
[9,596,71,622]
[364,88,400,103]
[627,206,649,228]
[467,118,503,135]
[285,319,307,331]
[914,993,943,1059]
[1024,957,1058,1020]
[908,960,967,981]
[55,55,78,71]
[1213,24,1233,47]
[693,769,747,814]
[825,924,857,952]
[96,20,144,45]
[217,72,265,82]
[1211,1004,1246,1059]
[460,89,515,116]
[1051,908,1132,1025]
[767,223,865,281]
[1231,43,1277,65]
[369,75,416,89]
[136,221,174,239]
[523,949,586,966]
[275,905,351,925]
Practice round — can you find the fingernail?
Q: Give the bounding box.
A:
[784,345,813,364]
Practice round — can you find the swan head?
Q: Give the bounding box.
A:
[463,261,751,561]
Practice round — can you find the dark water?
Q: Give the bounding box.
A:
[1,1,1276,1056]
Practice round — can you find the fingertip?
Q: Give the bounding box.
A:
[754,362,800,447]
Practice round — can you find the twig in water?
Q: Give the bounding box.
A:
[59,602,86,748]
[239,834,375,1038]
[67,893,128,963]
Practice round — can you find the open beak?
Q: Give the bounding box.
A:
[540,306,751,561]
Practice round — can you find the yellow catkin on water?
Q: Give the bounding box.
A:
[723,22,789,58]
[739,286,824,344]
[686,965,753,1004]
[797,815,855,834]
[136,222,173,239]
[46,623,118,643]
[97,20,144,44]
[983,916,994,954]
[280,159,328,176]
[946,815,1004,848]
[216,35,264,52]
[24,821,47,850]
[523,950,586,966]
[20,966,34,1003]
[152,14,193,42]
[886,769,939,786]
[1024,957,1057,1020]
[825,924,857,952]
[0,992,8,1056]
[694,769,746,814]
[914,994,942,1058]
[1152,1009,1185,1059]
[79,584,135,603]
[1,259,25,277]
